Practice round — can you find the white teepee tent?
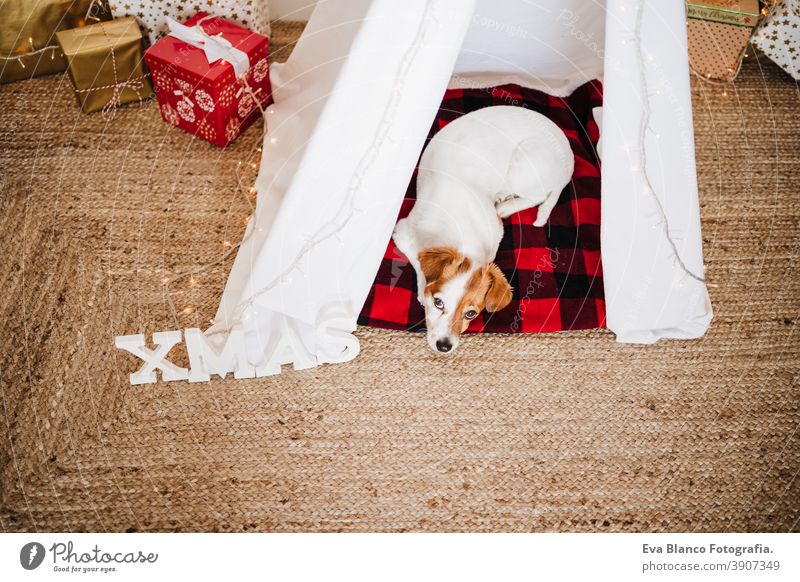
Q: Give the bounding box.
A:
[208,0,712,370]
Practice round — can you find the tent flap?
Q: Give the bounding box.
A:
[601,0,712,342]
[209,0,479,361]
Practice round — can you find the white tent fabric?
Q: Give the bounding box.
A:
[451,1,606,96]
[601,0,712,342]
[209,0,712,368]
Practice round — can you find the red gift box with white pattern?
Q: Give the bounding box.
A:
[144,12,271,147]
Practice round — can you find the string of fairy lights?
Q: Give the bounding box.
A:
[628,0,706,285]
[172,0,715,329]
[0,39,61,69]
[160,35,270,327]
[162,141,262,328]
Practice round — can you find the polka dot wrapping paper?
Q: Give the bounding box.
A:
[753,0,800,80]
[686,0,760,80]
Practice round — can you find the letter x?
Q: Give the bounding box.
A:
[115,331,189,385]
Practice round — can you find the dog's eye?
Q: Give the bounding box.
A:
[433,297,444,310]
[465,309,478,320]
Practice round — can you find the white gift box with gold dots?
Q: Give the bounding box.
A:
[753,0,800,80]
[108,0,270,45]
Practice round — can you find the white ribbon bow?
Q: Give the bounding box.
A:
[166,17,250,77]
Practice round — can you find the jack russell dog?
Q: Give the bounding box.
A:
[392,105,574,354]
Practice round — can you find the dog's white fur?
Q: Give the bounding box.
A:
[393,106,574,354]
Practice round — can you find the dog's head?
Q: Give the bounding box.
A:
[418,247,512,354]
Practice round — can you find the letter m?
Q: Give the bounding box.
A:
[184,326,255,382]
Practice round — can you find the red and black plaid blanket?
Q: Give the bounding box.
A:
[359,81,605,333]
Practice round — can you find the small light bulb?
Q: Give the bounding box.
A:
[183,306,194,314]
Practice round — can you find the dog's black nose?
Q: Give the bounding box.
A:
[436,339,452,353]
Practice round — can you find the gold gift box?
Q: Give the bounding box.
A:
[57,17,153,114]
[0,0,110,84]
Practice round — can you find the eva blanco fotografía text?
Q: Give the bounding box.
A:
[643,543,772,556]
[641,542,781,574]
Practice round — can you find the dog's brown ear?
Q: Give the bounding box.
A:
[419,247,470,282]
[483,263,513,312]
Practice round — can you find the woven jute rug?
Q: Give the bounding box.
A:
[1,22,798,532]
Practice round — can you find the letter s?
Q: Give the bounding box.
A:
[315,305,359,364]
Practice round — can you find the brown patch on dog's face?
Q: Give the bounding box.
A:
[418,247,471,295]
[449,263,513,337]
[418,249,511,354]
